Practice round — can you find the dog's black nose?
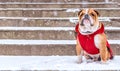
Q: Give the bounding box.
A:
[85,14,89,18]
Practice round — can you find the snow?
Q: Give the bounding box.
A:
[69,17,78,23]
[70,17,120,23]
[109,40,120,44]
[105,27,120,31]
[0,39,120,45]
[0,17,119,24]
[0,40,75,45]
[66,8,79,12]
[0,17,119,20]
[99,17,111,22]
[0,8,119,10]
[23,18,28,21]
[0,27,74,31]
[0,56,119,70]
[0,2,115,4]
[0,27,119,31]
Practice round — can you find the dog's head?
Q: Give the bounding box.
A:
[78,8,100,35]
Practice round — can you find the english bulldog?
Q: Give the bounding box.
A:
[75,8,113,63]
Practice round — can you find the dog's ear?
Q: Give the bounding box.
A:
[94,10,100,16]
[78,9,83,16]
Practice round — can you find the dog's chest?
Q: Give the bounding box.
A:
[75,23,105,55]
[77,33,99,54]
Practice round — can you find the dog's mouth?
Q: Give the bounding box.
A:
[83,19,90,24]
[82,31,92,33]
[79,23,94,35]
[81,18,93,26]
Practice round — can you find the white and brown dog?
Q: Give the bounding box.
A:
[75,8,113,63]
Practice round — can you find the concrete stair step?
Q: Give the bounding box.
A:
[0,27,119,40]
[0,8,119,17]
[0,0,105,2]
[0,3,118,8]
[112,0,120,3]
[0,40,119,55]
[0,56,119,70]
[0,17,119,27]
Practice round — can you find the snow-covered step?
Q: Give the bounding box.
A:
[0,17,119,20]
[0,3,118,8]
[0,8,119,17]
[112,0,120,3]
[0,56,119,70]
[0,8,119,10]
[0,40,120,55]
[0,39,120,45]
[0,27,119,40]
[0,0,105,2]
[0,27,119,31]
[0,2,116,4]
[0,17,119,21]
[0,40,76,45]
[0,17,119,27]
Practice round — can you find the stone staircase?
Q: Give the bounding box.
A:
[0,0,119,57]
[0,0,120,70]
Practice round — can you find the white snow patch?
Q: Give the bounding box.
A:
[0,8,119,10]
[0,17,119,21]
[0,27,119,31]
[105,27,120,31]
[0,2,115,4]
[109,40,120,45]
[0,27,74,31]
[69,17,114,23]
[99,17,111,22]
[66,8,79,12]
[0,40,76,45]
[0,56,119,70]
[69,17,78,23]
[0,39,119,45]
[23,18,28,21]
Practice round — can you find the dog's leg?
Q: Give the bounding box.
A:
[76,38,83,63]
[94,34,108,63]
[100,45,108,63]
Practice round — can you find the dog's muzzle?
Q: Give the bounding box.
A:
[80,14,93,26]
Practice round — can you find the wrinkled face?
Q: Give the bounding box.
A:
[78,8,100,35]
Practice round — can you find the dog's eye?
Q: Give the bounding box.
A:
[80,13,84,17]
[91,13,95,16]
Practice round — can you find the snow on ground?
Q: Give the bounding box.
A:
[0,27,119,31]
[0,56,120,70]
[0,39,120,45]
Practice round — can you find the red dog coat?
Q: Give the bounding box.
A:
[75,23,113,59]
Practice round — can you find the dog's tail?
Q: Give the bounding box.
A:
[107,41,114,60]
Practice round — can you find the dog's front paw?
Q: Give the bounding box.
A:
[101,60,107,64]
[76,59,83,64]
